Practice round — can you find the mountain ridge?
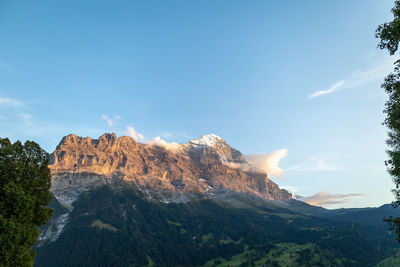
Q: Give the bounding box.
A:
[49,132,291,207]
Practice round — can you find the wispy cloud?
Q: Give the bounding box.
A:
[0,60,15,72]
[287,154,340,172]
[17,112,33,125]
[0,96,32,125]
[155,131,193,142]
[309,80,345,98]
[101,114,121,127]
[125,126,145,142]
[0,97,25,107]
[157,131,174,139]
[308,56,398,98]
[298,192,365,207]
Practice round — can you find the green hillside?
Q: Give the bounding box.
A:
[34,184,400,266]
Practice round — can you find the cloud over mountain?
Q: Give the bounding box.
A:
[298,192,364,206]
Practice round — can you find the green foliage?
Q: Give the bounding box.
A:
[376,1,400,55]
[35,184,399,266]
[375,248,400,267]
[376,0,400,241]
[0,138,53,266]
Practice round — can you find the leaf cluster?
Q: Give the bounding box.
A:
[376,0,400,241]
[376,1,400,55]
[0,138,53,266]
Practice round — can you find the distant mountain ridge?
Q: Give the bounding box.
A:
[49,133,291,207]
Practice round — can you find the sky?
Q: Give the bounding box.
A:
[0,0,398,209]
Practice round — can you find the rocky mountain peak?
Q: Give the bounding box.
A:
[99,132,117,142]
[57,134,83,148]
[49,133,291,208]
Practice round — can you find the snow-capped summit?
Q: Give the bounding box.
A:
[188,134,225,147]
[185,134,246,164]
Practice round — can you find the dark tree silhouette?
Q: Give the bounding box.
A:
[0,138,53,266]
[376,0,400,240]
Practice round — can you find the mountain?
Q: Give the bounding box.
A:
[49,133,291,206]
[34,133,400,266]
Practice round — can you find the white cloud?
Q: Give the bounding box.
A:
[244,149,288,177]
[308,56,398,98]
[124,125,182,151]
[101,115,113,126]
[123,125,189,152]
[147,136,182,152]
[101,115,121,127]
[125,126,145,142]
[298,192,364,207]
[222,149,288,178]
[309,80,344,98]
[0,97,25,107]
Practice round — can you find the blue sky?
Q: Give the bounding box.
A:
[0,0,397,208]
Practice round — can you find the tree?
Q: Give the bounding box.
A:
[0,138,53,266]
[376,1,400,240]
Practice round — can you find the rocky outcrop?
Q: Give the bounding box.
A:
[49,133,291,206]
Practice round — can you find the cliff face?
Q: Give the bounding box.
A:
[49,133,291,206]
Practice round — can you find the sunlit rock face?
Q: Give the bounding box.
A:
[49,133,291,207]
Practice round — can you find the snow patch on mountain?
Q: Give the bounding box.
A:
[38,212,70,243]
[188,134,224,147]
[51,172,110,207]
